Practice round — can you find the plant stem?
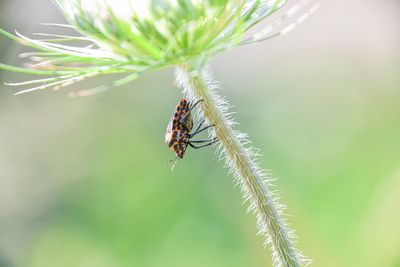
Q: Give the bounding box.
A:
[176,63,308,267]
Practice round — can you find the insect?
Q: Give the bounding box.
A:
[165,98,218,160]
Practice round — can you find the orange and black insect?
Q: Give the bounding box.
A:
[165,98,218,160]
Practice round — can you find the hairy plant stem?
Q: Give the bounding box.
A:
[177,63,304,267]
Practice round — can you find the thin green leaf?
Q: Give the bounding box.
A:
[0,63,75,75]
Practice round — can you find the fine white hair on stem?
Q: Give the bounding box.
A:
[176,64,311,267]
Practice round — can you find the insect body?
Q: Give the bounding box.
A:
[165,98,217,159]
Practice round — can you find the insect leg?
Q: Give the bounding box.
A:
[188,139,219,149]
[188,124,215,138]
[192,119,205,133]
[180,99,204,123]
[189,137,218,143]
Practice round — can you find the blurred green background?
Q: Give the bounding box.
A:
[0,1,399,266]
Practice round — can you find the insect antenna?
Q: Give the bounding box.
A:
[167,156,180,171]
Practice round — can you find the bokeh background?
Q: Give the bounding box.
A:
[0,0,399,266]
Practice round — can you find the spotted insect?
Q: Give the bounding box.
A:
[165,98,218,159]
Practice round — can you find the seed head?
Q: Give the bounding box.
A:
[0,0,318,95]
[56,0,287,62]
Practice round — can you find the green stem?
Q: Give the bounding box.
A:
[177,63,307,267]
